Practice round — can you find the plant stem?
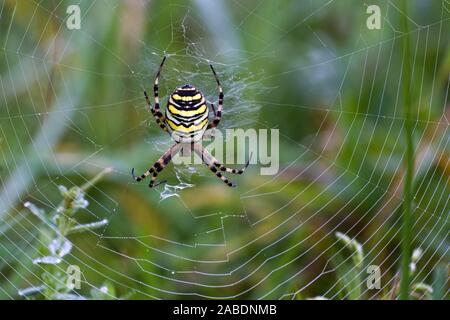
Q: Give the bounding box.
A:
[80,167,113,193]
[399,0,414,300]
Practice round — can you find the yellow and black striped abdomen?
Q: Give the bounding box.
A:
[165,85,209,143]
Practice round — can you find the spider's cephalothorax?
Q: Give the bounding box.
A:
[132,56,249,188]
[166,85,208,143]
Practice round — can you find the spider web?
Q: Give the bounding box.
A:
[0,0,448,300]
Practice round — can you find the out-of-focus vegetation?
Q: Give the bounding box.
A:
[0,0,448,299]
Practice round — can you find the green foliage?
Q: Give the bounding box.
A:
[332,232,364,300]
[0,0,448,299]
[324,234,443,300]
[19,169,112,300]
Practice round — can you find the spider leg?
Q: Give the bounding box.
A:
[144,90,167,132]
[207,63,223,130]
[132,143,182,188]
[202,103,218,140]
[210,103,217,117]
[144,56,168,132]
[215,153,252,174]
[193,144,251,187]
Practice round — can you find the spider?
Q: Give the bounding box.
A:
[132,56,250,188]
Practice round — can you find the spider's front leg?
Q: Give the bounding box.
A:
[202,103,219,140]
[144,56,168,132]
[144,90,167,132]
[132,143,182,188]
[207,64,223,130]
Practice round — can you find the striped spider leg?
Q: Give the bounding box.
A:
[206,63,223,130]
[193,143,251,187]
[144,55,168,132]
[132,143,183,188]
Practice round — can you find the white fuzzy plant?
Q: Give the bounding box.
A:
[18,168,112,300]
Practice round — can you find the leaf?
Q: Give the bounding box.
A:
[411,282,433,299]
[67,219,108,235]
[18,285,46,297]
[432,264,447,300]
[332,232,365,299]
[32,256,62,265]
[24,202,53,226]
[48,238,73,258]
[335,232,363,267]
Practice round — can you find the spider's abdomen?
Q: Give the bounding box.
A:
[165,85,209,143]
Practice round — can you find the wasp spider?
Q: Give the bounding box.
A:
[132,56,250,188]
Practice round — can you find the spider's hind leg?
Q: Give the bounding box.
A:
[179,143,194,157]
[193,144,251,187]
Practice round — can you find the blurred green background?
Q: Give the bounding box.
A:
[0,0,448,299]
